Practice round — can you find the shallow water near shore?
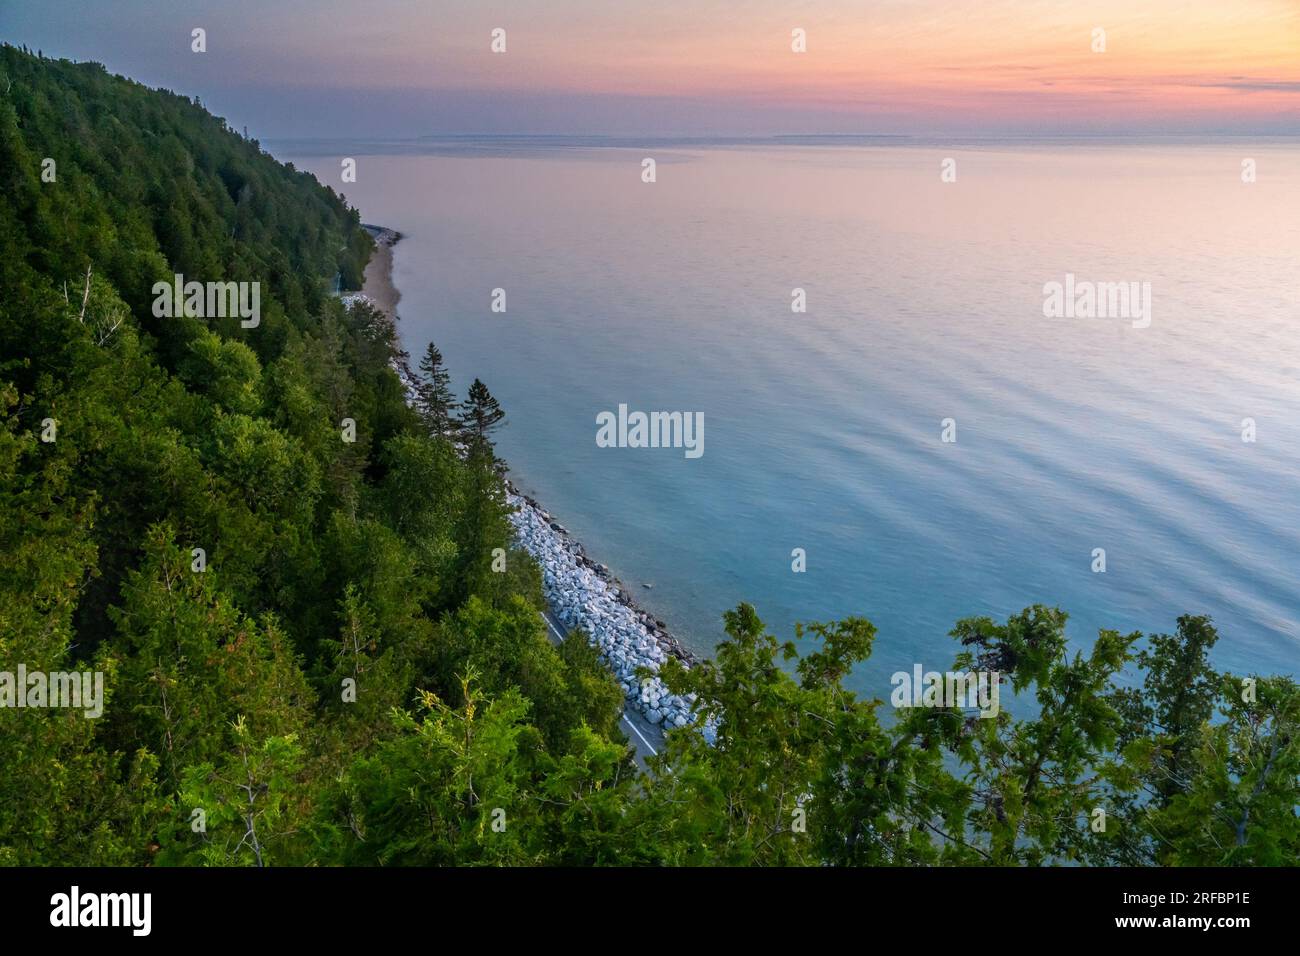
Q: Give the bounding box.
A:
[281,141,1300,697]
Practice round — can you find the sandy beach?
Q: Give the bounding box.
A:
[358,223,402,318]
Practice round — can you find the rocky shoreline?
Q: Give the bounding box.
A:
[505,481,704,734]
[355,223,704,739]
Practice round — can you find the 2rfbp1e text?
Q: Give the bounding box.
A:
[1124,891,1251,908]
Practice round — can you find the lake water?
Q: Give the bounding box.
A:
[281,140,1300,696]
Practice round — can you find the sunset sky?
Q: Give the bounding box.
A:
[4,0,1298,138]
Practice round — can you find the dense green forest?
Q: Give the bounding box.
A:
[0,45,1295,866]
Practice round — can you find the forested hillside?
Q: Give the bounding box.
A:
[1,45,1295,866]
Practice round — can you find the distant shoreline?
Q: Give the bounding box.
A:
[268,132,1300,159]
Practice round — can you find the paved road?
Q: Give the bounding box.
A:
[538,609,664,768]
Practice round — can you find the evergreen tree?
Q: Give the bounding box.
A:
[415,341,457,436]
[459,378,506,450]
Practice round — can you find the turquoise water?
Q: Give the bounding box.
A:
[283,142,1300,695]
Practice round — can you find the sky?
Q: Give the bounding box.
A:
[2,0,1298,140]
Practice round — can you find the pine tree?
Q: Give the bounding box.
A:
[459,378,506,449]
[415,341,457,436]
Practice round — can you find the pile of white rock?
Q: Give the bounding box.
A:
[506,487,701,734]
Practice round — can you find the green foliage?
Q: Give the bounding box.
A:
[169,716,307,866]
[431,596,625,754]
[331,678,541,865]
[1103,620,1300,866]
[899,609,1138,864]
[178,330,263,415]
[107,526,314,792]
[0,44,549,865]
